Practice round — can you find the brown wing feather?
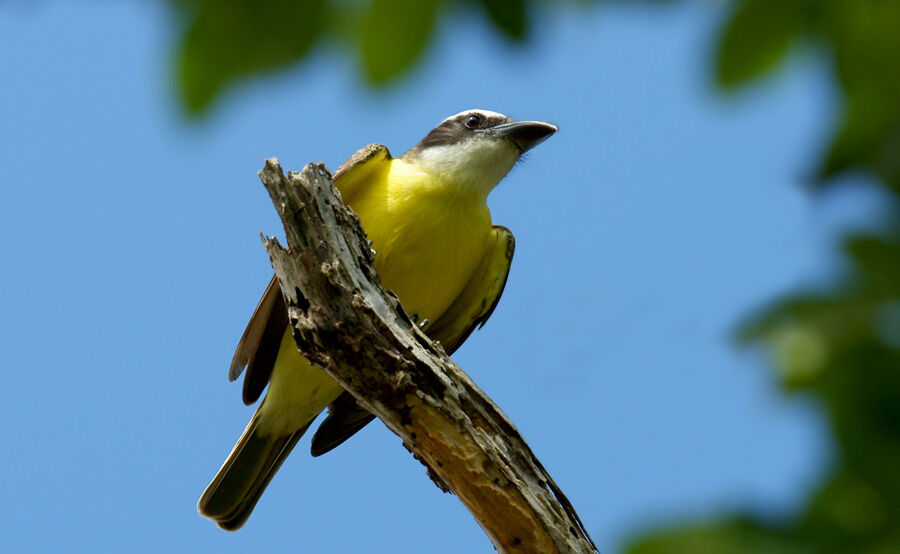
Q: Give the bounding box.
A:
[241,287,287,405]
[311,226,515,456]
[331,144,391,203]
[229,276,280,382]
[332,143,390,182]
[228,276,288,405]
[229,145,392,405]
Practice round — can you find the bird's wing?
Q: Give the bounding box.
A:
[228,144,393,406]
[228,276,287,405]
[310,225,515,455]
[332,143,392,203]
[424,225,516,353]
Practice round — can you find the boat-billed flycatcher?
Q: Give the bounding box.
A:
[198,110,557,530]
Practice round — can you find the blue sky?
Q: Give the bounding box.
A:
[0,2,880,552]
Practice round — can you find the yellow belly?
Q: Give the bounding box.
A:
[351,158,492,322]
[258,157,493,436]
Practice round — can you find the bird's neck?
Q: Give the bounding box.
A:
[401,141,516,199]
[390,157,493,207]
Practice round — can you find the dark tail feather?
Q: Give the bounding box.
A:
[310,392,376,457]
[198,413,311,531]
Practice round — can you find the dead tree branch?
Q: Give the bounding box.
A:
[258,158,597,553]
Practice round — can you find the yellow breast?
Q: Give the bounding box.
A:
[343,157,493,323]
[260,155,496,436]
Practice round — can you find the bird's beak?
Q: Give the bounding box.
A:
[488,121,557,153]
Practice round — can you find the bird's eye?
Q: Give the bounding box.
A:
[464,114,483,129]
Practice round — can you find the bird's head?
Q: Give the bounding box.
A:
[404,109,557,196]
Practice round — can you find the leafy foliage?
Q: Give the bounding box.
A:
[627,1,900,551]
[358,0,439,84]
[714,0,900,194]
[817,1,900,193]
[628,230,900,554]
[169,0,683,115]
[169,0,537,115]
[173,0,327,114]
[715,0,808,89]
[475,0,530,41]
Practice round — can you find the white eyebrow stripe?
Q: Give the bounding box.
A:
[440,109,509,124]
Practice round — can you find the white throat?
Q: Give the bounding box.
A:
[413,137,519,195]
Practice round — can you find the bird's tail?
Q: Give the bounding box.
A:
[197,411,312,531]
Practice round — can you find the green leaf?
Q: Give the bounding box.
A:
[818,99,891,184]
[358,0,439,84]
[844,235,900,296]
[626,518,803,554]
[175,0,326,115]
[814,0,900,192]
[477,0,529,41]
[715,0,807,89]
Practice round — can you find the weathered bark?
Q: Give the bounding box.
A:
[259,158,597,553]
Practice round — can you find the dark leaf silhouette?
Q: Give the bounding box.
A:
[358,0,439,84]
[174,0,326,115]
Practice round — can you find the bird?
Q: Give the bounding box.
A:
[198,109,557,530]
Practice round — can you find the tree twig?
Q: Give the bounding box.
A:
[259,158,597,553]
